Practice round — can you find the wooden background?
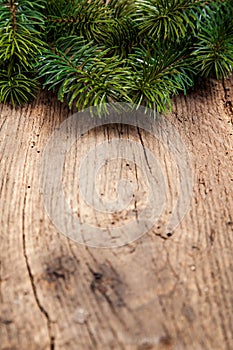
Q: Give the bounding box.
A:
[0,76,233,350]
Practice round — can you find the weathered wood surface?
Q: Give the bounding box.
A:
[0,76,233,350]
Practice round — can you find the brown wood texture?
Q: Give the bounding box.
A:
[0,76,233,350]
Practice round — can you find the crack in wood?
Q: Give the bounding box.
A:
[22,192,55,350]
[137,126,153,175]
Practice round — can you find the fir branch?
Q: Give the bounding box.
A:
[37,39,133,113]
[127,43,195,112]
[44,0,138,53]
[192,0,233,79]
[0,68,38,105]
[44,0,111,43]
[134,0,198,41]
[0,0,47,105]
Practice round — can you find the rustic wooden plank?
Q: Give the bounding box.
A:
[0,76,233,350]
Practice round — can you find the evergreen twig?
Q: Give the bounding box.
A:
[0,0,47,104]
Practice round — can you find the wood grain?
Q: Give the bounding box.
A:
[0,76,233,350]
